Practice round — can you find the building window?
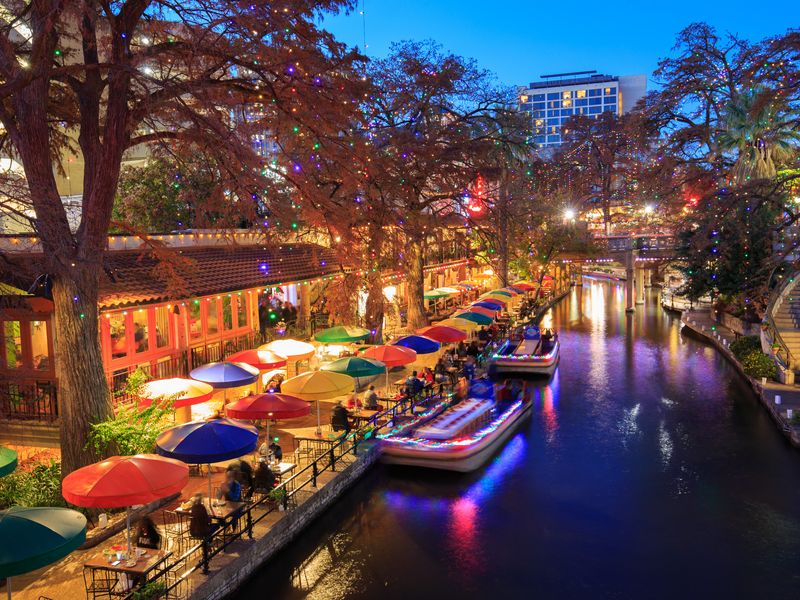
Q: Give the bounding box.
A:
[236,295,248,329]
[575,98,588,107]
[603,105,617,113]
[546,92,559,100]
[589,97,602,105]
[563,99,572,108]
[532,94,545,101]
[534,119,544,126]
[222,296,233,330]
[133,309,149,353]
[207,298,219,335]
[604,87,615,95]
[188,301,202,339]
[561,108,573,117]
[562,91,571,100]
[109,313,127,359]
[576,90,586,99]
[154,306,170,348]
[30,320,49,370]
[3,321,21,369]
[588,89,602,97]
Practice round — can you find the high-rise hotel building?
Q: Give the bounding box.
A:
[518,70,647,148]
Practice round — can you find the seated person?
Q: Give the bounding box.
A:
[135,515,161,549]
[219,470,242,502]
[404,371,423,396]
[421,367,434,385]
[331,401,350,432]
[268,440,283,462]
[363,385,381,410]
[253,459,276,493]
[477,326,489,342]
[189,495,216,539]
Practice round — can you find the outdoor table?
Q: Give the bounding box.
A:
[273,461,297,490]
[294,434,344,462]
[84,548,171,596]
[348,409,381,429]
[175,498,247,524]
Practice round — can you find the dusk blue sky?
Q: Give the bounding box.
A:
[324,1,796,89]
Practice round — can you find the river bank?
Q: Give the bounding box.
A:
[680,310,800,448]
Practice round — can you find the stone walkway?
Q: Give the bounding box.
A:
[681,310,800,444]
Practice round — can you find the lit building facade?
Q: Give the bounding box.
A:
[517,70,646,148]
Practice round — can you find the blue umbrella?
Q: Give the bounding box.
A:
[391,335,441,355]
[189,362,259,389]
[156,418,258,501]
[472,301,502,311]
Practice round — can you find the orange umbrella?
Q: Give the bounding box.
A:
[226,349,287,370]
[138,378,213,409]
[360,345,417,368]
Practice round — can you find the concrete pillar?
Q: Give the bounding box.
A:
[644,269,653,288]
[625,251,635,313]
[635,264,645,305]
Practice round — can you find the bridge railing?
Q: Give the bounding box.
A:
[763,272,799,371]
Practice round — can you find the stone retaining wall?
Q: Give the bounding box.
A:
[191,445,381,600]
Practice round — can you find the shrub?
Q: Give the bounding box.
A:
[741,351,777,380]
[729,335,762,361]
[0,461,65,509]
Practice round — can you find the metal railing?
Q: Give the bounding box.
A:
[0,379,58,422]
[763,271,800,371]
[123,385,448,599]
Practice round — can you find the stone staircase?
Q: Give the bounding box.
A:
[773,291,800,370]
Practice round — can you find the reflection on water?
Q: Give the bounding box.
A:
[241,280,800,600]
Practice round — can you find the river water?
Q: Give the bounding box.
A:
[241,278,800,599]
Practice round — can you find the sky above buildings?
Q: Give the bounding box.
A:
[323,0,796,88]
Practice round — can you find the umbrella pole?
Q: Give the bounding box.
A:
[208,464,213,506]
[7,576,11,600]
[266,420,271,450]
[126,507,132,560]
[315,399,321,436]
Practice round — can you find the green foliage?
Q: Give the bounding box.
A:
[131,581,167,600]
[86,368,176,457]
[729,336,762,360]
[267,486,287,504]
[0,461,65,509]
[740,351,777,380]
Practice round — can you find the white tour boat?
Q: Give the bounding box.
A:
[488,325,560,376]
[380,394,532,472]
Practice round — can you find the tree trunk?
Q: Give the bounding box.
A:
[405,237,428,331]
[51,267,113,476]
[496,174,510,287]
[364,270,385,344]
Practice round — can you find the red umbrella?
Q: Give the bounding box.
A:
[226,393,310,453]
[513,282,535,291]
[225,349,287,370]
[62,454,188,557]
[360,345,417,368]
[416,325,468,343]
[465,306,498,318]
[225,394,310,420]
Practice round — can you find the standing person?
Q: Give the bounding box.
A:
[219,470,242,502]
[269,439,283,462]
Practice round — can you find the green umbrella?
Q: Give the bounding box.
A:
[321,357,386,378]
[453,311,493,325]
[485,289,513,297]
[314,325,371,343]
[0,447,17,478]
[423,289,449,300]
[0,506,87,598]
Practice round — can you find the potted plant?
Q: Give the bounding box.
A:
[132,581,167,600]
[267,487,287,511]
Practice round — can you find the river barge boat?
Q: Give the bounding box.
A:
[487,326,560,376]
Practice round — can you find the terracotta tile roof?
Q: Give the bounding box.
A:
[2,243,346,310]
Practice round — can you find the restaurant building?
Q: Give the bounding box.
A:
[0,231,472,436]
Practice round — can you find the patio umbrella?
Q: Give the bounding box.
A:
[504,286,527,294]
[314,326,370,344]
[189,362,259,389]
[465,306,498,318]
[486,289,514,297]
[0,507,86,599]
[156,418,257,505]
[260,339,315,361]
[322,357,386,406]
[436,317,479,332]
[225,349,287,370]
[423,289,449,300]
[391,335,441,355]
[513,281,535,290]
[416,325,467,344]
[360,345,417,368]
[435,287,463,296]
[281,370,354,433]
[472,300,504,310]
[225,393,310,446]
[137,378,214,408]
[453,311,493,325]
[455,282,474,290]
[0,447,17,478]
[62,454,188,559]
[480,293,511,303]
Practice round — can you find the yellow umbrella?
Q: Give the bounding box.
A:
[260,339,315,361]
[436,317,479,332]
[282,370,355,434]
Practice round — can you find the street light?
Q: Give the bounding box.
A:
[644,204,654,214]
[563,208,576,221]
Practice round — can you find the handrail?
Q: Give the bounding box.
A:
[125,385,448,598]
[763,270,800,370]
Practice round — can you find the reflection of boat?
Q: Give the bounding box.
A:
[380,395,531,472]
[487,326,560,376]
